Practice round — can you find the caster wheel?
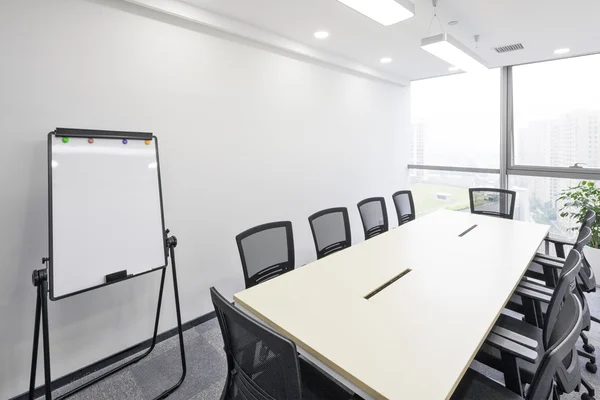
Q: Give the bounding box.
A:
[586,362,598,374]
[584,344,596,354]
[581,393,595,400]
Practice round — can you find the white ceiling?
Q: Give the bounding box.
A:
[180,0,600,81]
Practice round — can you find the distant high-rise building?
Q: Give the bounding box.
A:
[515,109,600,236]
[412,122,426,177]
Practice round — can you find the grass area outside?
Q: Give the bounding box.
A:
[411,183,470,216]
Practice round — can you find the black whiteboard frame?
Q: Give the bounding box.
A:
[47,128,168,301]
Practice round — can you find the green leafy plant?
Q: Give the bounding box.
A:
[557,181,600,249]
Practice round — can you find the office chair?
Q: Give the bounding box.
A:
[526,210,596,287]
[236,221,294,289]
[308,207,351,259]
[452,292,583,400]
[519,225,598,374]
[392,190,416,226]
[476,250,595,400]
[468,188,516,219]
[210,287,355,400]
[357,197,389,240]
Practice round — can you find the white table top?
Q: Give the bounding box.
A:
[234,210,549,400]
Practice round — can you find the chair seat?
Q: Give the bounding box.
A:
[451,368,523,400]
[528,262,545,275]
[475,314,543,384]
[300,358,353,400]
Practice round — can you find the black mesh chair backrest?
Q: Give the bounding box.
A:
[210,287,303,400]
[392,190,416,226]
[236,221,295,289]
[468,188,516,219]
[583,209,597,229]
[542,249,582,350]
[357,197,389,240]
[572,227,593,329]
[527,293,582,400]
[579,210,597,292]
[308,207,351,259]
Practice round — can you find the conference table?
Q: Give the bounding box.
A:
[234,209,549,400]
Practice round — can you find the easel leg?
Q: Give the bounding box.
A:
[29,286,41,400]
[28,234,187,400]
[41,280,53,399]
[154,235,187,399]
[170,241,187,384]
[29,268,52,400]
[53,270,168,400]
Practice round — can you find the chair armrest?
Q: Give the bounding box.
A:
[544,234,574,247]
[535,252,565,263]
[544,234,574,258]
[486,333,538,363]
[518,280,554,296]
[531,257,564,269]
[514,287,552,303]
[491,326,538,350]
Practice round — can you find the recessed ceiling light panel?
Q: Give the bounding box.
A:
[380,57,393,64]
[314,31,330,39]
[448,66,460,72]
[337,0,415,26]
[554,48,570,55]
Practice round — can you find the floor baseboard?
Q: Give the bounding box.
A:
[10,311,216,400]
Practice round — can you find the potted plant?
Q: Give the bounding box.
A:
[558,181,600,280]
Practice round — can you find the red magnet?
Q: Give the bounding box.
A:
[88,138,94,144]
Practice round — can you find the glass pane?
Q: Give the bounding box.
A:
[508,175,599,239]
[513,54,600,168]
[409,170,499,217]
[411,69,500,168]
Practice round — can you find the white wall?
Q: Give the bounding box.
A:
[0,0,410,397]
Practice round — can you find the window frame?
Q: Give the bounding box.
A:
[408,54,600,190]
[505,56,600,182]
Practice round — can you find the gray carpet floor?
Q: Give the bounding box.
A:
[38,290,600,400]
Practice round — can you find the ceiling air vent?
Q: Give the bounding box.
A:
[494,43,524,53]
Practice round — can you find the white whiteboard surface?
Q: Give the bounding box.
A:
[50,135,166,299]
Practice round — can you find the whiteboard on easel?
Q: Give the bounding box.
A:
[48,129,167,300]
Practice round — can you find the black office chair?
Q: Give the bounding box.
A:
[534,211,598,359]
[526,210,596,287]
[475,250,594,400]
[357,197,389,240]
[210,287,354,400]
[518,225,598,374]
[469,188,517,219]
[452,292,583,400]
[392,190,416,226]
[308,208,351,259]
[236,221,294,289]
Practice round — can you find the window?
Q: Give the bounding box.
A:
[512,54,600,168]
[410,170,499,216]
[508,176,599,239]
[411,69,501,168]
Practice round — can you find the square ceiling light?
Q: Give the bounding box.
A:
[421,33,487,72]
[337,0,415,26]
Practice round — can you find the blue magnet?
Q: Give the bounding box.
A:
[122,139,128,145]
